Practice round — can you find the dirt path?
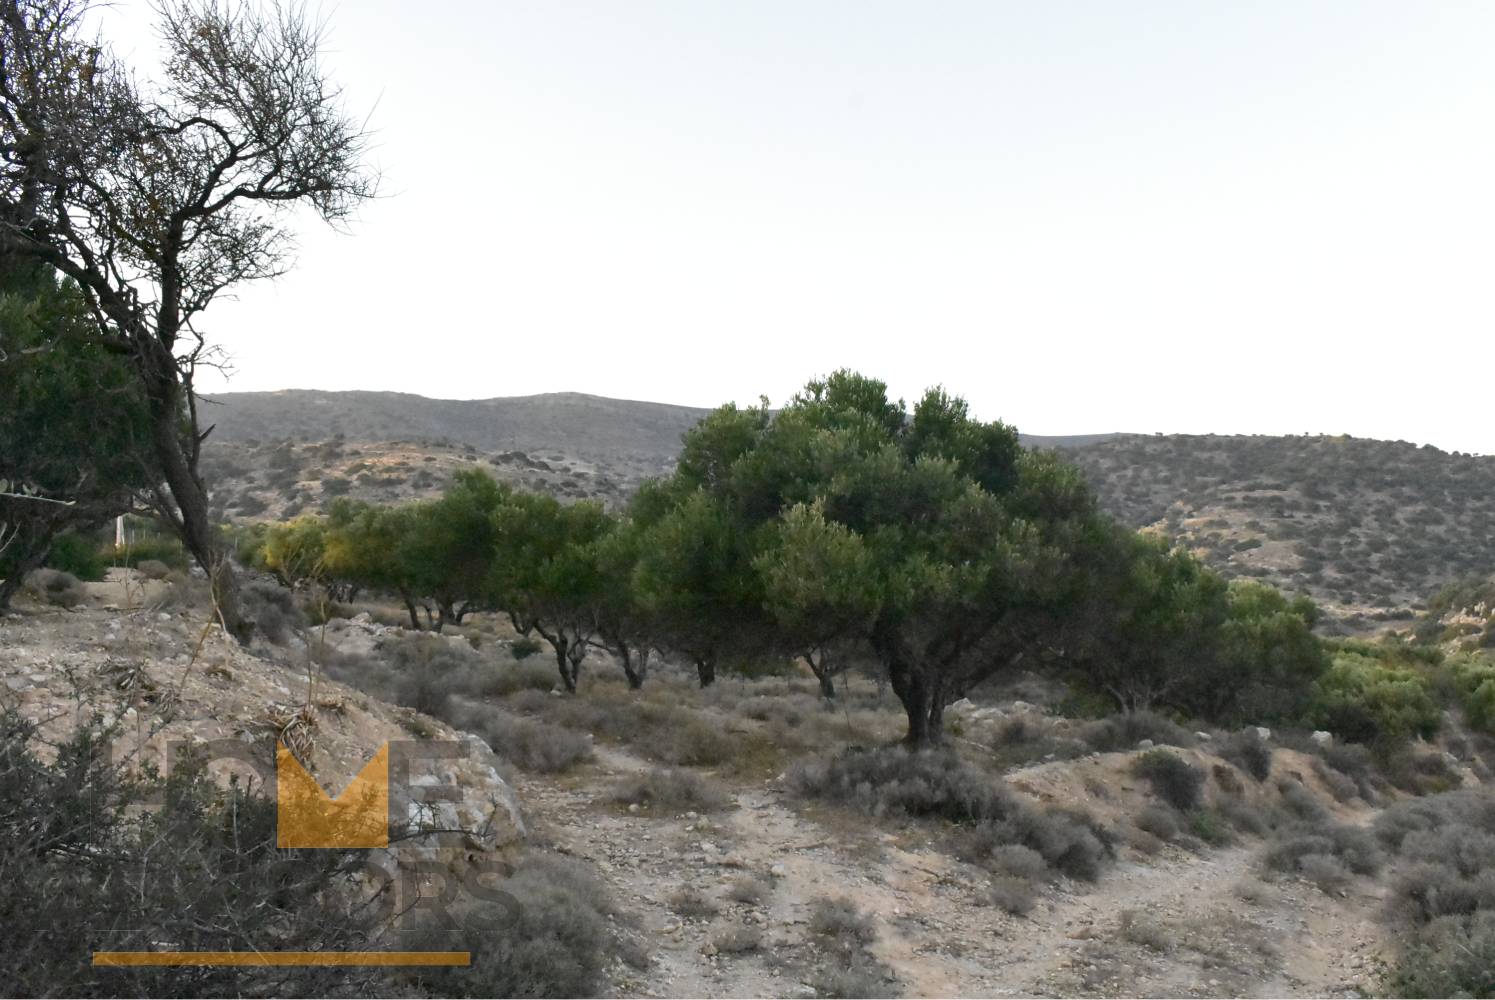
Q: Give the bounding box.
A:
[512,744,1387,998]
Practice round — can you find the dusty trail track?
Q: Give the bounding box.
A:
[515,744,1387,998]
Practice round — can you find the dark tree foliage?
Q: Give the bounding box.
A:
[0,256,154,606]
[637,370,1100,742]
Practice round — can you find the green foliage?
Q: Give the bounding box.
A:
[637,369,1095,738]
[260,515,331,587]
[1308,651,1441,745]
[1063,530,1325,723]
[1131,750,1205,811]
[1444,654,1495,734]
[488,491,614,691]
[0,265,155,603]
[42,528,107,581]
[111,531,191,571]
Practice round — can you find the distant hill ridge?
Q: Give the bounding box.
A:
[203,389,715,463]
[204,388,1124,459]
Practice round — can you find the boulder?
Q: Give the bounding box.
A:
[1310,730,1333,748]
[1254,726,1272,742]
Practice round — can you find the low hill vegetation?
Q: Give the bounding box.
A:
[1059,433,1495,622]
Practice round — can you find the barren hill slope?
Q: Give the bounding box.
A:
[204,389,712,467]
[1058,433,1495,623]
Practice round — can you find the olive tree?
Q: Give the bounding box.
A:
[488,492,612,693]
[0,0,376,639]
[645,370,1098,743]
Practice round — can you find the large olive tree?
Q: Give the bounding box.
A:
[0,0,375,639]
[643,370,1100,744]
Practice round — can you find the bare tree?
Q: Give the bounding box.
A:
[0,0,375,639]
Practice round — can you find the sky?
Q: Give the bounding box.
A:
[93,2,1495,452]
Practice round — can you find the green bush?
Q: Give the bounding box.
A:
[510,636,543,660]
[1445,655,1495,735]
[43,530,108,581]
[108,535,189,570]
[1132,750,1205,811]
[1308,652,1440,745]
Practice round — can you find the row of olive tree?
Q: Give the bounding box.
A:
[248,371,1327,746]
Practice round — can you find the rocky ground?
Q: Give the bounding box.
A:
[518,744,1388,998]
[0,576,1424,997]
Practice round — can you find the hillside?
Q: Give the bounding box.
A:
[1058,434,1495,623]
[197,390,715,516]
[203,389,711,466]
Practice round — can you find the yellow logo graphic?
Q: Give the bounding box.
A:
[276,742,390,849]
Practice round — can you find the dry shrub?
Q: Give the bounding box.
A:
[1298,853,1351,894]
[23,568,85,607]
[988,844,1048,881]
[1080,711,1197,752]
[1134,804,1180,842]
[136,558,171,580]
[726,874,772,905]
[1118,909,1173,952]
[1216,730,1274,781]
[669,888,719,919]
[451,703,592,774]
[805,896,900,998]
[790,747,1114,881]
[1311,758,1360,803]
[242,579,305,645]
[1277,779,1331,824]
[395,851,618,998]
[711,924,763,954]
[608,767,732,813]
[1217,795,1272,836]
[1384,911,1495,998]
[987,876,1037,916]
[809,896,877,944]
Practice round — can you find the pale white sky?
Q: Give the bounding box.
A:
[97,3,1495,452]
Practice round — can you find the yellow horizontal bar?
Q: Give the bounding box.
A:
[92,951,470,967]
